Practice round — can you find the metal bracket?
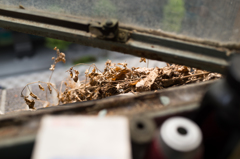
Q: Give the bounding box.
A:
[89,19,129,43]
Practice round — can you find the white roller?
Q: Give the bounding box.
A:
[160,116,202,152]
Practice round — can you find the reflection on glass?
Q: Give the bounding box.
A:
[181,0,240,42]
[162,0,185,32]
[0,0,239,42]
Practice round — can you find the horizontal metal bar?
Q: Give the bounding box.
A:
[127,32,229,73]
[0,5,90,31]
[0,6,232,73]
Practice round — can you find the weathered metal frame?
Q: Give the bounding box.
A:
[0,6,234,73]
[0,80,215,158]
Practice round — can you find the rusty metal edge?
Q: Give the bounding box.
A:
[0,80,215,123]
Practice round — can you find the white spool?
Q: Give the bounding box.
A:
[160,117,202,152]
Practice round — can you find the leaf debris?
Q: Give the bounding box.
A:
[59,61,221,104]
[22,47,222,109]
[24,96,35,109]
[38,84,45,91]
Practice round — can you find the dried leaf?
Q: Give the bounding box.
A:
[92,67,96,73]
[162,78,178,87]
[70,71,73,78]
[118,63,127,68]
[73,75,78,82]
[115,66,122,72]
[55,51,66,63]
[30,92,40,100]
[105,60,112,66]
[134,67,153,74]
[19,5,25,9]
[140,57,146,63]
[177,66,188,73]
[112,69,130,81]
[38,84,45,91]
[24,96,35,109]
[162,69,173,78]
[136,67,159,91]
[74,70,79,76]
[129,80,140,86]
[47,83,52,94]
[85,69,89,75]
[49,64,55,71]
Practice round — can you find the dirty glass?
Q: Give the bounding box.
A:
[0,0,239,42]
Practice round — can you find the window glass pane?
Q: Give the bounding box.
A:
[1,0,239,42]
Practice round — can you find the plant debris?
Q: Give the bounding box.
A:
[38,84,45,91]
[47,83,52,94]
[22,47,222,109]
[21,47,64,109]
[24,96,35,109]
[59,60,221,105]
[30,92,40,100]
[140,57,146,63]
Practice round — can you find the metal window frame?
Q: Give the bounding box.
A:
[0,5,238,73]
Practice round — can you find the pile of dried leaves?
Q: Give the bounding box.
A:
[22,47,221,109]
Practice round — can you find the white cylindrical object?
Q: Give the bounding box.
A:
[158,117,203,159]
